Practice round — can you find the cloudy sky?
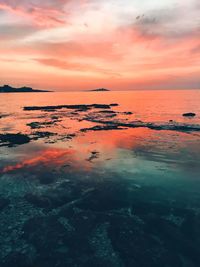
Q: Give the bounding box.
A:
[0,0,199,90]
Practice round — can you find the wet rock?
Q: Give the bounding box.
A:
[182,113,196,117]
[147,123,200,132]
[24,103,118,111]
[59,134,76,141]
[84,119,200,132]
[32,131,57,139]
[123,112,133,115]
[97,110,117,118]
[27,122,42,129]
[27,120,60,129]
[87,151,100,162]
[43,109,57,112]
[81,125,124,132]
[99,110,116,114]
[0,133,30,147]
[110,103,118,107]
[0,113,10,119]
[51,115,60,120]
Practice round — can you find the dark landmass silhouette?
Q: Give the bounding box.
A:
[90,88,110,92]
[0,84,51,93]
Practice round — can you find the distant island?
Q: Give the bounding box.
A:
[90,88,110,92]
[0,85,52,93]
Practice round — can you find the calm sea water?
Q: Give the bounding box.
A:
[1,90,200,122]
[0,90,200,267]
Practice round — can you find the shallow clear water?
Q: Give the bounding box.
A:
[0,90,200,267]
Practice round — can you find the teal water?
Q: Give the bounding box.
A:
[0,90,200,266]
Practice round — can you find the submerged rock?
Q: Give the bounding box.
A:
[0,198,10,211]
[22,216,70,265]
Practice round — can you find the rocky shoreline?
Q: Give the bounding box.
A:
[0,103,199,147]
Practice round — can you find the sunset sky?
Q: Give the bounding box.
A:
[0,0,199,91]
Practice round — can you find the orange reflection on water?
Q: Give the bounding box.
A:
[1,120,200,177]
[1,148,80,174]
[2,149,75,173]
[76,127,152,152]
[1,128,148,174]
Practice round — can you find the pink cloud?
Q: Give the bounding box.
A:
[0,0,199,90]
[0,0,68,27]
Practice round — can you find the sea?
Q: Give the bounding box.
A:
[0,90,200,267]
